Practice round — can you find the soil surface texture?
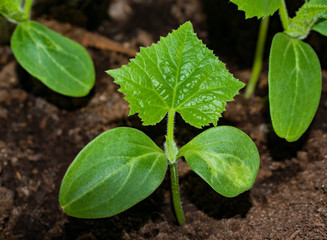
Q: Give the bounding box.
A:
[0,0,327,239]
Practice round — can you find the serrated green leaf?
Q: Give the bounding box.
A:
[269,33,321,142]
[107,22,244,128]
[59,127,168,218]
[178,126,259,197]
[285,1,327,39]
[312,19,327,36]
[0,0,26,23]
[311,0,327,36]
[309,0,327,6]
[230,0,281,19]
[11,21,95,97]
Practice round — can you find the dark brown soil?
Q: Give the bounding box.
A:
[1,0,327,239]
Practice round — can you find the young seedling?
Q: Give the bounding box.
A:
[0,0,95,97]
[59,22,260,225]
[229,0,327,142]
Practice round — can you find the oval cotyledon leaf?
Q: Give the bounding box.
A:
[107,21,244,128]
[268,33,321,142]
[59,127,168,218]
[178,126,260,197]
[11,21,95,97]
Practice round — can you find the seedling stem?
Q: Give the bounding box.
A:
[244,16,270,98]
[167,111,175,142]
[166,111,185,225]
[279,0,289,30]
[170,162,185,225]
[24,0,33,20]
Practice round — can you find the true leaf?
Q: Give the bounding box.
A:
[285,2,327,39]
[0,0,26,23]
[309,0,327,6]
[310,0,327,18]
[59,127,168,218]
[11,21,95,97]
[107,22,244,128]
[268,33,321,142]
[178,126,259,197]
[229,0,281,19]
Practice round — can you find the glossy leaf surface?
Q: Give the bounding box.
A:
[285,2,327,39]
[11,21,95,97]
[269,33,321,142]
[178,126,259,197]
[0,0,26,23]
[107,22,243,128]
[59,127,167,218]
[230,0,280,19]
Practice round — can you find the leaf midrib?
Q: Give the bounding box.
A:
[24,24,89,89]
[285,41,301,139]
[65,141,164,186]
[29,22,90,68]
[116,72,170,109]
[171,24,189,109]
[61,151,165,209]
[79,154,163,214]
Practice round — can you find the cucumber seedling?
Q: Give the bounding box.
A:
[0,0,95,97]
[229,0,327,142]
[59,22,260,225]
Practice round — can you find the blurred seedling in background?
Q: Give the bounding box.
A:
[229,0,327,142]
[0,0,95,97]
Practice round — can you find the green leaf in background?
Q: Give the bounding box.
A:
[285,1,327,39]
[59,127,167,218]
[178,126,259,197]
[0,0,26,23]
[312,19,327,36]
[309,0,327,6]
[107,22,244,128]
[268,33,321,142]
[230,0,281,19]
[311,0,327,37]
[11,21,95,97]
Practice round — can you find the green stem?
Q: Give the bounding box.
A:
[279,0,289,30]
[167,111,175,141]
[166,111,185,225]
[170,162,185,225]
[24,0,33,20]
[244,16,270,98]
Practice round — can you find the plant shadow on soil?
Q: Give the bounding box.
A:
[174,113,252,220]
[257,99,313,190]
[61,187,167,239]
[182,172,252,219]
[16,64,94,110]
